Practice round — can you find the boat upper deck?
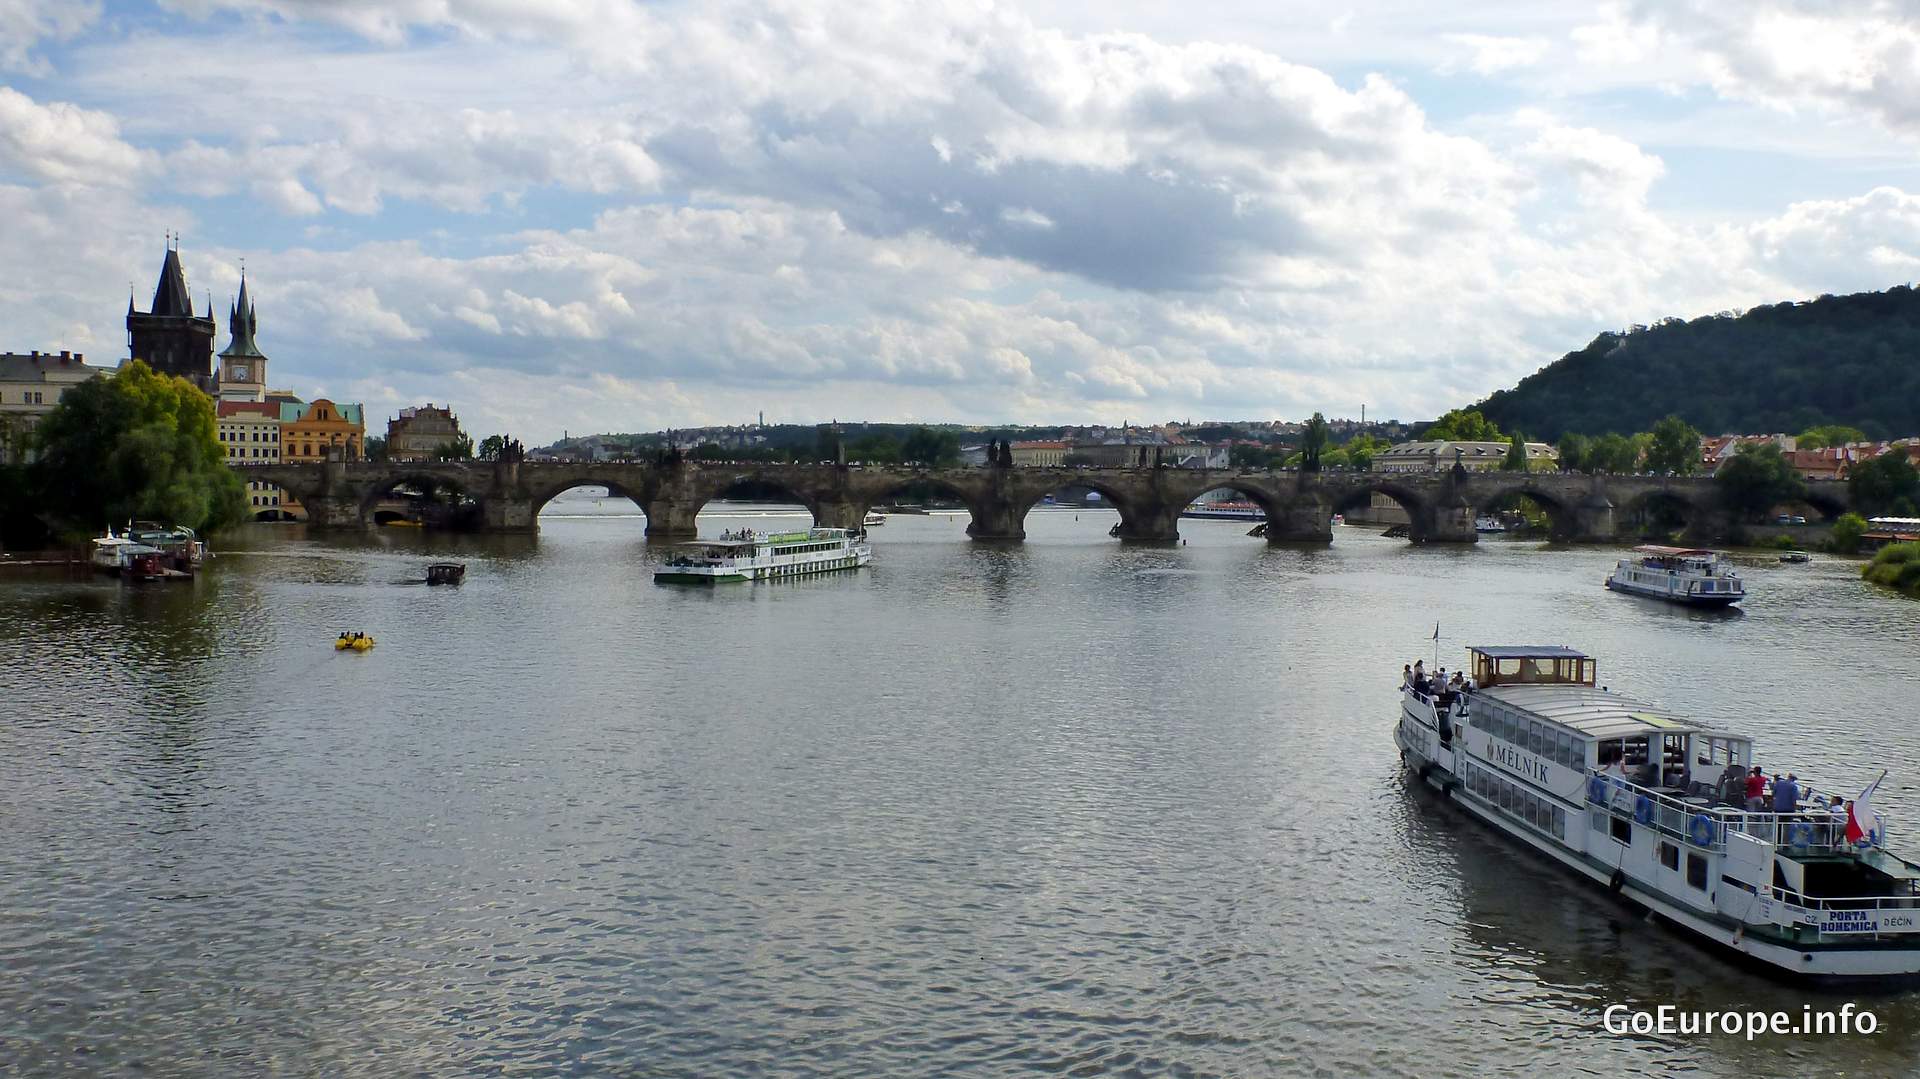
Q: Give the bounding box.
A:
[1475,682,1730,741]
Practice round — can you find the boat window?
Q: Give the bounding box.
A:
[1610,817,1632,845]
[1556,731,1573,768]
[1590,809,1607,835]
[1659,842,1680,871]
[1527,721,1544,757]
[1686,853,1709,890]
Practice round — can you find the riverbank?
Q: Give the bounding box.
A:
[1863,541,1920,598]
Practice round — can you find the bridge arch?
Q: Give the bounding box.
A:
[1010,471,1159,541]
[1326,481,1435,542]
[1474,483,1575,540]
[357,469,488,531]
[1616,489,1703,541]
[526,475,652,519]
[683,470,830,530]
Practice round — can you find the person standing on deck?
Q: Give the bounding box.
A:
[1744,767,1767,810]
[1774,774,1801,814]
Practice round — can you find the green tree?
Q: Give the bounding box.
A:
[1423,408,1503,443]
[900,427,960,467]
[1228,444,1271,470]
[1848,450,1920,516]
[29,360,246,533]
[815,425,842,463]
[1501,432,1528,471]
[1796,425,1867,450]
[1715,442,1806,521]
[477,434,507,460]
[1300,412,1329,472]
[1645,414,1702,475]
[433,436,474,461]
[363,435,389,463]
[1588,432,1639,473]
[1342,433,1391,471]
[847,433,901,463]
[1556,432,1590,473]
[1831,512,1869,554]
[1319,447,1351,470]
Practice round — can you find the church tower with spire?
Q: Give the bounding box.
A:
[216,271,269,402]
[126,238,216,392]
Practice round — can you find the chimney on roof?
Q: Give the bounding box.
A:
[60,350,70,361]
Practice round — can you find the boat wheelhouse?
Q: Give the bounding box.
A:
[1605,545,1743,606]
[654,527,872,584]
[90,531,162,577]
[1395,645,1920,980]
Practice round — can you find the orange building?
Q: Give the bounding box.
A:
[281,398,365,461]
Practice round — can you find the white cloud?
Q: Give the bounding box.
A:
[1442,33,1550,75]
[0,87,147,185]
[3,0,1918,440]
[0,0,99,75]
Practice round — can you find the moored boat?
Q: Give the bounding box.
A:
[1474,514,1507,533]
[1396,645,1920,980]
[1606,545,1744,606]
[654,527,871,584]
[863,511,887,527]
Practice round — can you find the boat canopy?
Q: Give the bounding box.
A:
[1478,683,1739,742]
[1468,645,1596,688]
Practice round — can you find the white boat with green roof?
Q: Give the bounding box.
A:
[654,526,871,584]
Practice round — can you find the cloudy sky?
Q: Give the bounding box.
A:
[4,0,1919,440]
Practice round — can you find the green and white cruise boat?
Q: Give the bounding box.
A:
[654,527,872,584]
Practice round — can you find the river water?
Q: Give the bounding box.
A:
[5,489,1920,1076]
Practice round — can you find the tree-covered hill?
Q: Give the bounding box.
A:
[1475,286,1920,440]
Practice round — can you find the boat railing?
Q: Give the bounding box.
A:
[1587,771,1881,854]
[1758,885,1920,921]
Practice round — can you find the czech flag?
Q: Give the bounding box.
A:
[1846,772,1886,847]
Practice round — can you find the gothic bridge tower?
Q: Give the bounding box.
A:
[126,239,216,392]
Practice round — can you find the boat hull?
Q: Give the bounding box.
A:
[1605,577,1742,607]
[654,550,871,585]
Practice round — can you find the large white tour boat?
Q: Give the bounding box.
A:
[654,527,871,584]
[1605,545,1744,607]
[1180,499,1265,521]
[1396,645,1920,981]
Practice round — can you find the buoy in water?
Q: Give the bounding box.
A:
[336,633,376,651]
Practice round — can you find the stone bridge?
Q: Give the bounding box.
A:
[238,458,1849,544]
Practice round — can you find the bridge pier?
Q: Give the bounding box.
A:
[1568,494,1616,543]
[813,500,865,531]
[644,497,699,540]
[306,493,370,530]
[964,496,1028,542]
[1423,493,1478,544]
[1114,504,1182,544]
[1264,498,1333,544]
[482,497,537,533]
